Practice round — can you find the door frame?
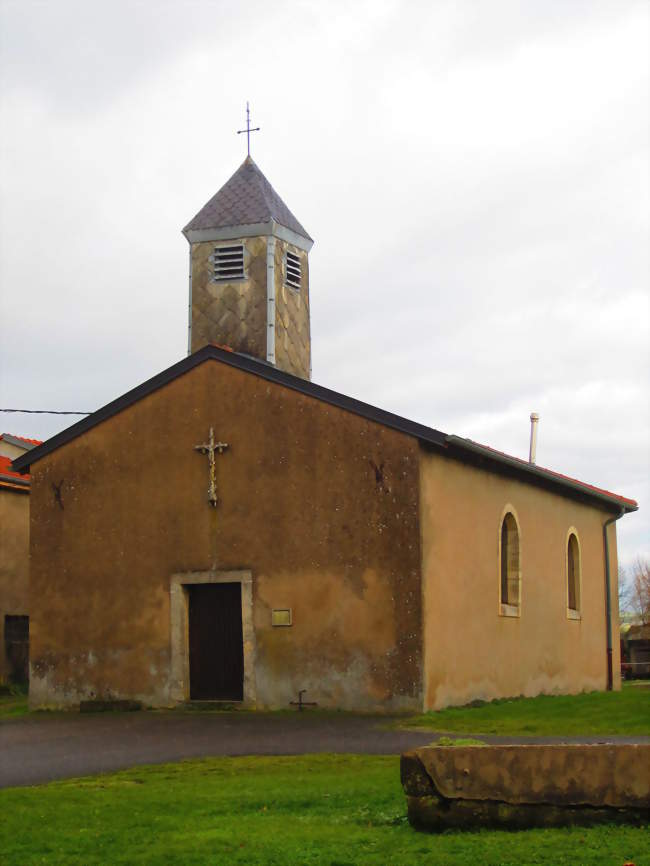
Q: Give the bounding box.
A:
[169,570,256,705]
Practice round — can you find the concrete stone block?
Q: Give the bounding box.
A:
[401,745,650,830]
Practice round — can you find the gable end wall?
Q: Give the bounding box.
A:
[27,360,422,711]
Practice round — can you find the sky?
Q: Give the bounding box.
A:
[0,0,648,568]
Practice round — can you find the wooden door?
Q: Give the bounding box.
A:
[4,615,29,683]
[188,583,243,700]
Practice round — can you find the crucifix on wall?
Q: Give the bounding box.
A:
[194,427,229,507]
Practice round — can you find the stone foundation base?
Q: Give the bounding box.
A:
[406,793,649,831]
[401,745,650,831]
[79,699,142,713]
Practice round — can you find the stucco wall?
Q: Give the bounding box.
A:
[28,360,422,710]
[419,449,621,710]
[0,488,30,682]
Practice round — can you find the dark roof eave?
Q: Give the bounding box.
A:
[444,435,638,514]
[11,346,637,516]
[11,345,448,473]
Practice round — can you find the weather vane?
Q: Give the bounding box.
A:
[237,102,260,157]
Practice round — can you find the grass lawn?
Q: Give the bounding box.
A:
[403,683,650,736]
[1,755,648,866]
[3,682,649,736]
[0,684,28,719]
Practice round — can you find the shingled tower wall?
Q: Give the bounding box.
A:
[183,157,313,380]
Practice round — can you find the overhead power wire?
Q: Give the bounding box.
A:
[0,408,92,415]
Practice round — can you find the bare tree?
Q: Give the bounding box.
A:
[619,565,631,617]
[624,558,650,626]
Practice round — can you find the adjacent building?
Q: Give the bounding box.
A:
[0,433,41,684]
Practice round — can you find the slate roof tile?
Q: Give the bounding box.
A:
[183,156,312,241]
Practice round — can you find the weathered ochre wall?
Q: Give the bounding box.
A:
[420,449,621,710]
[0,488,30,682]
[190,237,267,358]
[274,240,310,379]
[28,360,422,710]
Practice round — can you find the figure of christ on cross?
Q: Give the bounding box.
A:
[194,427,229,507]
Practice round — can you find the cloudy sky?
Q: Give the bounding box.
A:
[0,0,648,567]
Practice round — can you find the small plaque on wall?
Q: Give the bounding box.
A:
[271,608,292,627]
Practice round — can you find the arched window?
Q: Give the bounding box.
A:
[500,512,520,612]
[567,532,581,615]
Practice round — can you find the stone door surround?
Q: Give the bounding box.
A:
[169,569,256,705]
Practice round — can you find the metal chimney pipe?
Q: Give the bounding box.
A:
[529,413,539,464]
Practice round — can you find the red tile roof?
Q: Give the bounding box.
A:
[0,433,43,447]
[0,455,31,486]
[457,437,638,509]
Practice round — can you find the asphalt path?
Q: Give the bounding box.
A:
[1,711,649,789]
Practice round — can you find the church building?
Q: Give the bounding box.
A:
[13,156,637,711]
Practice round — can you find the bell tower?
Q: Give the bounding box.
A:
[182,156,313,380]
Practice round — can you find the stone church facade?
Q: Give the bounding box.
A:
[13,158,637,711]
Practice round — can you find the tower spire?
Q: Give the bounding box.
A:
[236,102,260,157]
[183,156,313,379]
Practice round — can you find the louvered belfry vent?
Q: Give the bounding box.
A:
[286,251,301,290]
[210,245,244,281]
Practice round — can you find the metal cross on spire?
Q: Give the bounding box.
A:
[237,102,260,157]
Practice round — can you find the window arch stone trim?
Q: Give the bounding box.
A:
[566,527,582,620]
[498,504,522,618]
